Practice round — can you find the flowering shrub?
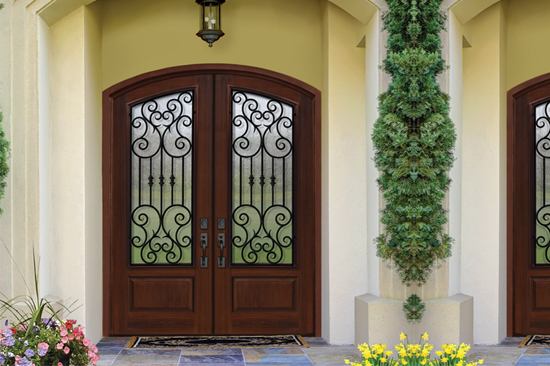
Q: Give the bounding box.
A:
[346,333,483,366]
[0,319,99,366]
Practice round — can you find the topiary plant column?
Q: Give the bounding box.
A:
[373,0,456,322]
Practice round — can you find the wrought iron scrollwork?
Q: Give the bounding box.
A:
[130,91,194,265]
[231,90,294,265]
[536,101,550,264]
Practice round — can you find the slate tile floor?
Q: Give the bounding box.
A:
[95,336,548,366]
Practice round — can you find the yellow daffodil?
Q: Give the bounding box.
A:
[385,351,393,357]
[381,357,387,362]
[442,357,448,363]
[422,332,429,341]
[436,351,443,357]
[479,360,484,364]
[400,332,407,341]
[401,360,408,365]
[421,349,429,357]
[421,359,427,365]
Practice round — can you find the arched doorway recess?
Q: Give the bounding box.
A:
[102,64,321,336]
[508,72,550,335]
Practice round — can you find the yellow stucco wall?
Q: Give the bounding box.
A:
[506,0,550,90]
[100,0,323,90]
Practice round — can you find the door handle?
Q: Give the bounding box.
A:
[217,233,226,268]
[200,233,208,268]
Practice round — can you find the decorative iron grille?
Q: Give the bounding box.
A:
[130,91,194,265]
[231,90,294,265]
[535,101,550,264]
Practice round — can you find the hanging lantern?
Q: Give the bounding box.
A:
[196,0,225,47]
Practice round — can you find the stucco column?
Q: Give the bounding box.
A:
[354,2,474,350]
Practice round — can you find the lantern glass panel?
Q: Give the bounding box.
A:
[201,2,221,31]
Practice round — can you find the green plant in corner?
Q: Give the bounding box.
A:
[373,0,456,322]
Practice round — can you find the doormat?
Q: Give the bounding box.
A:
[520,335,550,347]
[124,335,309,349]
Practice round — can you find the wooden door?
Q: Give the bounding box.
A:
[508,72,550,335]
[103,65,321,336]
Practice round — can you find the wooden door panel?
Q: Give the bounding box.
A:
[232,277,297,312]
[129,277,194,311]
[531,277,550,311]
[105,74,213,335]
[213,73,317,335]
[509,73,550,335]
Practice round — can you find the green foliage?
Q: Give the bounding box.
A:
[402,294,425,324]
[374,0,456,320]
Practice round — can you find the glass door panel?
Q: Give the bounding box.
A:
[130,91,194,265]
[230,91,294,265]
[535,101,550,264]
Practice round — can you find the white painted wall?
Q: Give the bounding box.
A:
[322,2,368,344]
[83,3,103,344]
[46,5,103,343]
[0,0,15,300]
[448,9,463,298]
[461,2,507,345]
[365,10,380,298]
[48,5,87,335]
[38,16,52,300]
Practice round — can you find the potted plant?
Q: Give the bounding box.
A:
[0,246,99,366]
[0,318,99,366]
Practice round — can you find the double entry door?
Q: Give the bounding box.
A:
[103,65,320,336]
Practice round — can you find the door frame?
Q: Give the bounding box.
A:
[507,72,550,336]
[102,64,322,337]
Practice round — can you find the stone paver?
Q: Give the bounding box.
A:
[93,336,550,366]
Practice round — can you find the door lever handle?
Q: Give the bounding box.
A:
[217,233,226,268]
[200,233,208,268]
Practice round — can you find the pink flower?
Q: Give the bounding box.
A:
[58,363,63,366]
[37,342,49,351]
[60,329,68,337]
[56,342,63,350]
[61,336,68,344]
[15,355,21,363]
[83,338,91,347]
[63,347,70,355]
[92,346,98,353]
[68,334,74,340]
[76,335,81,340]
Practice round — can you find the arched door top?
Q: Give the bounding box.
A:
[103,64,321,101]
